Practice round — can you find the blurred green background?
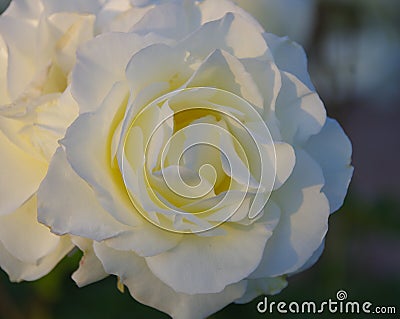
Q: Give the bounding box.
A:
[1,0,399,318]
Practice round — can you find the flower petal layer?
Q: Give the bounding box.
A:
[0,128,47,216]
[305,118,353,212]
[145,222,273,294]
[250,150,329,277]
[94,242,248,319]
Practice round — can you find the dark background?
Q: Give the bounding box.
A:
[1,0,399,318]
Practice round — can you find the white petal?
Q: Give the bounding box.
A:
[0,195,59,263]
[151,165,216,205]
[0,34,10,104]
[234,276,287,304]
[0,16,37,100]
[224,13,268,59]
[292,239,325,275]
[71,32,158,113]
[129,1,201,39]
[264,33,314,90]
[118,81,171,155]
[177,116,225,192]
[34,87,79,148]
[145,222,272,294]
[16,89,79,162]
[102,226,182,257]
[71,237,108,287]
[275,71,326,145]
[200,0,264,33]
[63,81,141,227]
[125,42,189,98]
[219,127,259,189]
[0,128,47,216]
[49,12,96,75]
[186,49,263,108]
[3,0,43,19]
[250,150,330,277]
[240,58,282,138]
[39,147,182,257]
[273,142,295,190]
[38,147,131,241]
[304,118,353,213]
[179,13,269,61]
[95,0,153,33]
[0,235,73,282]
[94,243,247,319]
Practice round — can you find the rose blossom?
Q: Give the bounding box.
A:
[0,0,240,284]
[37,0,352,318]
[0,0,115,281]
[0,0,232,283]
[38,0,352,317]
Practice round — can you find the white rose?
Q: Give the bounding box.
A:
[37,0,353,318]
[232,0,317,46]
[0,0,195,284]
[0,0,109,281]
